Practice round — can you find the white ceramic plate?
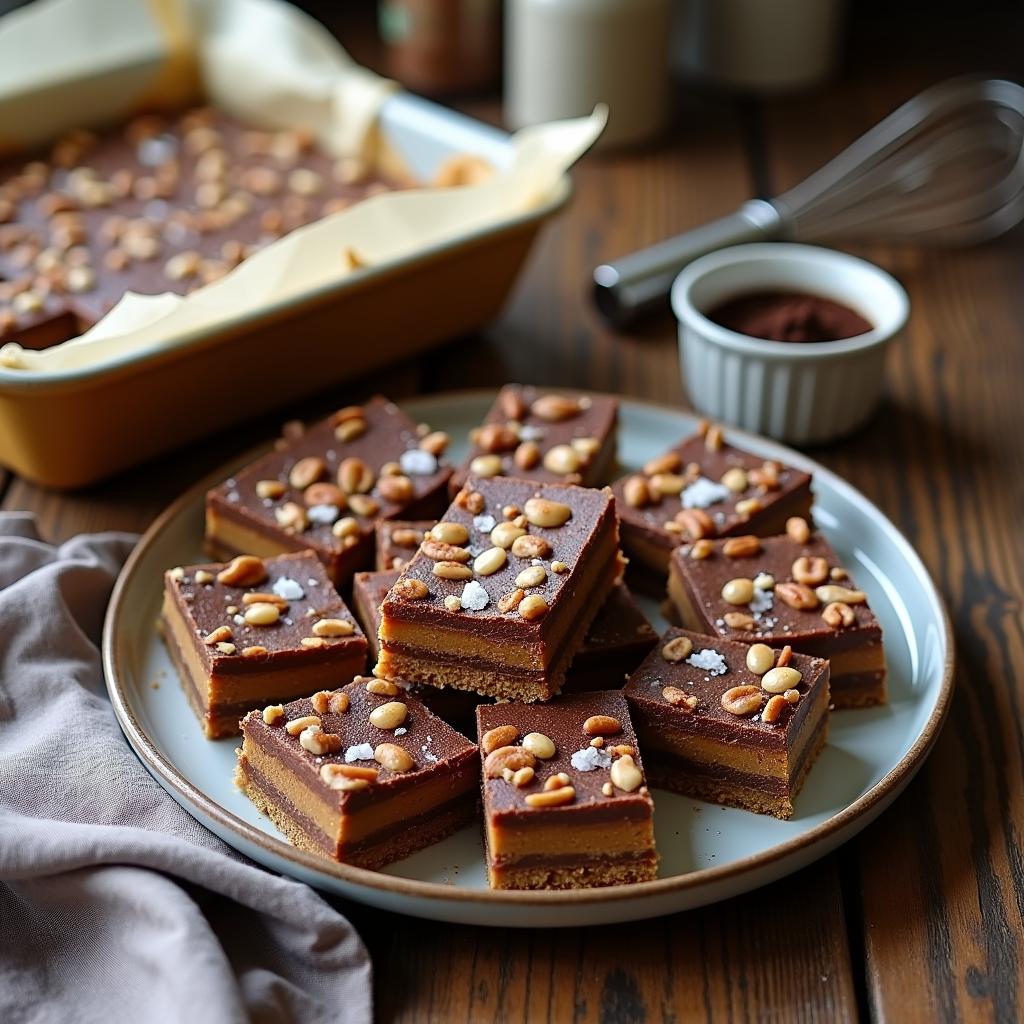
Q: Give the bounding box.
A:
[103,392,954,927]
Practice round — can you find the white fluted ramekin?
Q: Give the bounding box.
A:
[671,243,909,445]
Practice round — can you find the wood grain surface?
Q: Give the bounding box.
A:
[3,4,1023,1021]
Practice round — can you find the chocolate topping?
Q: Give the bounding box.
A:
[672,532,882,650]
[624,627,829,748]
[166,550,365,672]
[612,431,812,545]
[477,691,652,821]
[452,385,618,490]
[206,396,452,574]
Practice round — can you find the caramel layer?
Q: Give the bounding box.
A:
[486,817,655,863]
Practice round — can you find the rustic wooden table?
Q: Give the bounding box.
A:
[5,6,1023,1022]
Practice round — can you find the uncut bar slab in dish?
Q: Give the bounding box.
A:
[375,518,436,571]
[666,520,885,708]
[0,108,414,350]
[160,552,367,739]
[476,690,657,890]
[450,385,618,494]
[356,569,655,717]
[611,421,813,588]
[236,679,478,868]
[624,628,830,819]
[206,397,452,589]
[375,477,625,702]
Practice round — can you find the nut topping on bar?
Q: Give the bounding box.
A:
[484,745,536,778]
[368,701,407,730]
[482,725,518,754]
[521,732,556,759]
[661,636,694,662]
[374,742,414,772]
[217,556,267,587]
[582,715,621,736]
[822,601,856,627]
[721,685,764,717]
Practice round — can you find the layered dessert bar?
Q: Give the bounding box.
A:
[160,551,367,738]
[351,568,485,727]
[559,582,658,691]
[236,678,478,867]
[0,108,415,351]
[375,477,625,701]
[476,691,657,889]
[610,421,813,588]
[206,396,452,588]
[450,385,618,494]
[355,569,655,719]
[624,628,830,819]
[666,519,885,708]
[375,518,436,571]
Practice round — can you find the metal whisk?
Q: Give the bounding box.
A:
[593,76,1024,326]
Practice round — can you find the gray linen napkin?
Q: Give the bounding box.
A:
[0,513,372,1024]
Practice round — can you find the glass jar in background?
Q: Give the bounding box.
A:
[378,0,501,96]
[672,0,847,93]
[505,0,671,148]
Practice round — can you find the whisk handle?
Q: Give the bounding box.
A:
[592,199,785,327]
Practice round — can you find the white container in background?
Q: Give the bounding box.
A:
[505,0,671,148]
[671,244,909,445]
[673,0,846,93]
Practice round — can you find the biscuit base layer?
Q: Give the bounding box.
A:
[487,854,658,891]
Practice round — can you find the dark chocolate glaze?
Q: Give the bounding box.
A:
[381,476,620,645]
[624,627,829,751]
[451,385,619,492]
[476,690,654,824]
[671,532,882,652]
[611,432,813,548]
[165,550,365,674]
[0,108,410,347]
[375,519,436,572]
[206,396,452,575]
[240,678,478,811]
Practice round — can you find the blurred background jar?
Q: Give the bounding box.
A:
[673,0,847,92]
[505,0,671,148]
[378,0,501,95]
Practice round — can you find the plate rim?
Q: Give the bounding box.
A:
[102,388,956,908]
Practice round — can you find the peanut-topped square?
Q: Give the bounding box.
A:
[624,628,830,819]
[476,691,657,889]
[611,421,812,588]
[236,678,479,868]
[451,385,618,493]
[375,477,625,702]
[160,551,367,738]
[667,518,885,708]
[205,396,453,588]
